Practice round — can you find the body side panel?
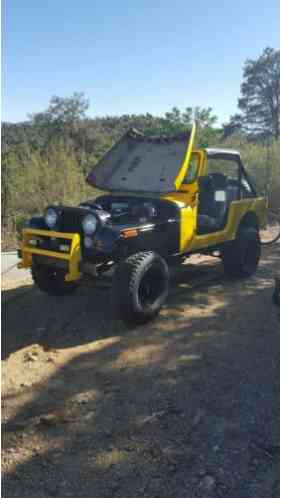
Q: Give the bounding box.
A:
[187,197,267,252]
[162,150,206,252]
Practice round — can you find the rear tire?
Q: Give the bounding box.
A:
[222,227,261,278]
[31,264,78,296]
[111,251,169,324]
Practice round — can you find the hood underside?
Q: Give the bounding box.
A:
[87,126,195,194]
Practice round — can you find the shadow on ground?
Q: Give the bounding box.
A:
[2,246,280,498]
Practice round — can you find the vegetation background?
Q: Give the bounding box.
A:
[2,47,280,250]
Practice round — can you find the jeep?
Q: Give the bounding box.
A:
[18,123,267,323]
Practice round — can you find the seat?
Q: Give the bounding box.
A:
[226,178,239,201]
[197,173,229,235]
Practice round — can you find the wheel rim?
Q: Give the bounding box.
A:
[138,266,166,309]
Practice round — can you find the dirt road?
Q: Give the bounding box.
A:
[2,246,279,498]
[2,252,29,286]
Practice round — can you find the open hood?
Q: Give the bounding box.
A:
[87,123,196,194]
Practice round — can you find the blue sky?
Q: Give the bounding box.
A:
[2,0,279,124]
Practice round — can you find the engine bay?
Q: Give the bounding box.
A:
[80,195,166,226]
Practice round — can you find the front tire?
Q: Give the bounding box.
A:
[222,227,261,278]
[111,251,169,324]
[31,264,78,296]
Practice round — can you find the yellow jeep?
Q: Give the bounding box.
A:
[19,123,267,323]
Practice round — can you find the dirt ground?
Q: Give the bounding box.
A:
[2,245,280,498]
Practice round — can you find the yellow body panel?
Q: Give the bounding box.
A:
[163,150,208,252]
[178,150,205,194]
[162,147,267,254]
[188,197,267,253]
[162,194,267,255]
[19,228,81,282]
[174,122,197,190]
[162,193,197,253]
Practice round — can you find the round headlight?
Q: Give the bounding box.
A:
[45,208,58,228]
[82,214,97,235]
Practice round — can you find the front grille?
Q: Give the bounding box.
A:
[58,207,88,233]
[30,235,71,252]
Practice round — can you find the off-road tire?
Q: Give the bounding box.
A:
[222,227,261,278]
[31,264,78,296]
[111,251,169,324]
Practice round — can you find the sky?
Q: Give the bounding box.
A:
[2,0,280,124]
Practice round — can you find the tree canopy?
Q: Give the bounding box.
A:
[224,47,280,139]
[30,92,90,126]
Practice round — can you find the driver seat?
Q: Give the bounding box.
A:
[197,173,229,235]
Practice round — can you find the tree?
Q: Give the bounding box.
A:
[146,106,217,136]
[227,47,280,139]
[30,92,89,126]
[164,107,182,125]
[222,114,243,139]
[172,106,217,128]
[29,93,90,150]
[193,106,217,128]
